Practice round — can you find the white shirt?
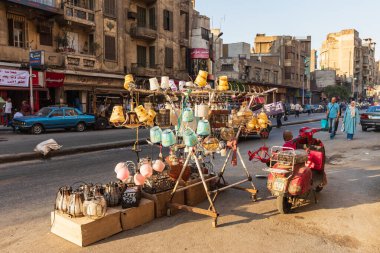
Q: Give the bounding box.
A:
[295,104,302,111]
[4,102,12,114]
[14,112,23,118]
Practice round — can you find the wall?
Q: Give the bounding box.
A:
[224,42,251,59]
[314,70,336,89]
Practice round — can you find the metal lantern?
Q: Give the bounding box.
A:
[202,136,219,152]
[104,182,122,207]
[220,127,235,141]
[121,187,142,209]
[80,183,93,201]
[68,191,85,217]
[55,186,72,214]
[83,196,107,220]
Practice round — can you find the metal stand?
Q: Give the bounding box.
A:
[167,128,257,228]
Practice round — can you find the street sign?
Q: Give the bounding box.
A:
[29,50,45,67]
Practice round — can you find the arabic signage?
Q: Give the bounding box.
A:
[0,69,29,87]
[254,102,284,116]
[30,50,45,67]
[191,48,209,59]
[46,72,65,88]
[32,71,45,87]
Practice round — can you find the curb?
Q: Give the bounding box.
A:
[0,140,145,165]
[0,118,323,165]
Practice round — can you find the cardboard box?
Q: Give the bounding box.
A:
[184,175,211,206]
[142,188,185,218]
[50,208,122,247]
[114,198,155,231]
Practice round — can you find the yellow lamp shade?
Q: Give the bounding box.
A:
[134,105,149,122]
[110,106,126,123]
[124,74,134,90]
[198,70,208,79]
[195,75,207,87]
[146,109,157,122]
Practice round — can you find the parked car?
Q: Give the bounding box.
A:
[360,106,380,131]
[12,106,96,134]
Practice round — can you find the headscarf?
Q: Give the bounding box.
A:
[349,101,356,118]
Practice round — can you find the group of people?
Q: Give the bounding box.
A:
[1,98,31,127]
[326,97,359,140]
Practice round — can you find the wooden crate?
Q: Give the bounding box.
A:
[50,208,122,247]
[184,175,211,206]
[142,188,185,218]
[114,198,155,231]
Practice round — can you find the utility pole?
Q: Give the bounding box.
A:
[29,46,34,114]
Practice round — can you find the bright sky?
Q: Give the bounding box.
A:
[196,0,379,59]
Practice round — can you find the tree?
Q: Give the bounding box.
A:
[323,85,351,101]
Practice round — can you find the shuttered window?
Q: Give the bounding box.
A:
[149,7,156,30]
[137,6,146,27]
[165,47,173,68]
[104,0,116,17]
[149,46,155,68]
[7,14,26,48]
[137,46,147,67]
[39,24,53,46]
[104,35,116,61]
[163,10,173,31]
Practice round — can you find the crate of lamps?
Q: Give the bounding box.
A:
[50,159,179,247]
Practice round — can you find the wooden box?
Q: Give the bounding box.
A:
[184,175,211,206]
[50,208,122,247]
[114,198,155,231]
[142,188,185,218]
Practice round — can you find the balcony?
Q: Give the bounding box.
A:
[64,54,99,71]
[180,0,191,12]
[180,32,189,47]
[139,0,157,4]
[131,63,158,77]
[63,4,95,27]
[0,45,29,63]
[45,52,64,67]
[130,25,157,41]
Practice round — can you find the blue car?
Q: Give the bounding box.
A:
[12,106,95,134]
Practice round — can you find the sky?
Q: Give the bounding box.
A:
[196,0,379,59]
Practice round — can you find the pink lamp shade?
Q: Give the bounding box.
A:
[140,163,153,178]
[114,162,130,181]
[152,160,165,172]
[134,173,146,186]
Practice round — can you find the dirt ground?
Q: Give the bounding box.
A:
[1,125,380,253]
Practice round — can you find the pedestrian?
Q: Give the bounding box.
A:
[326,97,340,139]
[306,104,311,116]
[295,103,301,118]
[283,130,296,150]
[11,109,23,132]
[21,100,31,116]
[342,100,359,140]
[276,112,283,128]
[3,98,12,127]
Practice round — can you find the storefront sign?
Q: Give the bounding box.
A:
[255,102,284,116]
[46,72,64,88]
[30,50,45,67]
[191,48,209,59]
[32,71,45,87]
[0,69,29,87]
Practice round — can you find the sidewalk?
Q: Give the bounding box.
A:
[0,113,324,164]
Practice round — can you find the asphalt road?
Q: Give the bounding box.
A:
[0,112,324,156]
[1,121,379,252]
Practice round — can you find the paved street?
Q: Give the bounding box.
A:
[0,112,324,156]
[0,121,379,252]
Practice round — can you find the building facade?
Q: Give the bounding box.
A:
[253,34,312,104]
[319,29,363,98]
[0,0,198,114]
[361,38,376,93]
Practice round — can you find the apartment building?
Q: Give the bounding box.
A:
[253,34,312,103]
[361,38,376,92]
[320,29,363,98]
[0,0,197,113]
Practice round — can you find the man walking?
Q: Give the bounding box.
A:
[326,97,340,139]
[295,103,301,118]
[3,98,12,127]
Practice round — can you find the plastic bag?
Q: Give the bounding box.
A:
[34,139,62,156]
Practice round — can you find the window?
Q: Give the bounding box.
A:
[165,47,173,68]
[39,24,52,46]
[285,67,291,79]
[149,46,155,68]
[104,0,116,17]
[30,0,55,7]
[273,71,278,84]
[163,10,173,31]
[264,70,270,82]
[137,6,146,27]
[65,109,78,116]
[104,35,116,61]
[8,14,26,48]
[149,7,156,30]
[137,46,147,67]
[201,28,209,41]
[88,34,95,55]
[52,109,63,117]
[221,64,233,71]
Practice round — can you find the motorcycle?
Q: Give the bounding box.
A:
[265,127,327,214]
